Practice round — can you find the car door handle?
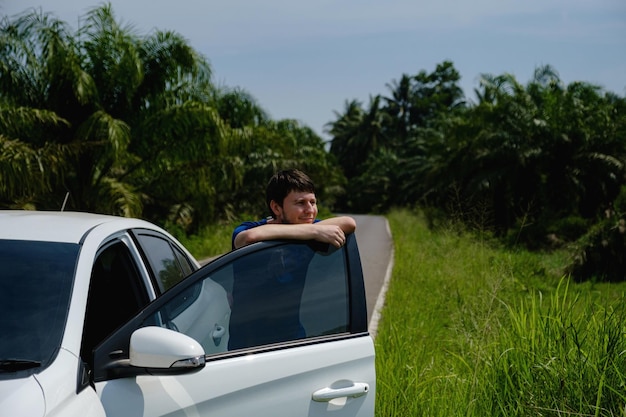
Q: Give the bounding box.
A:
[312,382,369,402]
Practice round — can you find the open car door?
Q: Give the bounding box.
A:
[94,233,376,417]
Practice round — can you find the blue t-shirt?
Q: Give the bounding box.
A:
[231,218,269,250]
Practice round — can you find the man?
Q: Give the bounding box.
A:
[228,169,356,349]
[231,169,356,250]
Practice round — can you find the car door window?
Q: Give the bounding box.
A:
[82,241,148,362]
[133,232,194,293]
[141,240,349,355]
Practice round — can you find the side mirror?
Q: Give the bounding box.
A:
[130,326,206,370]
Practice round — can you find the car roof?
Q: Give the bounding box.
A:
[0,210,155,244]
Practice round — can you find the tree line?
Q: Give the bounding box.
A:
[2,4,626,281]
[329,61,626,281]
[0,4,342,229]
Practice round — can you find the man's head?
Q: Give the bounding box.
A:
[266,169,317,224]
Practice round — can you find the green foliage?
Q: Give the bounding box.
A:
[344,148,399,213]
[0,4,346,231]
[566,185,626,282]
[3,3,626,281]
[327,62,626,281]
[376,209,626,416]
[567,218,626,283]
[328,60,467,213]
[169,219,235,261]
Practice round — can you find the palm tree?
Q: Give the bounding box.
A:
[327,99,365,179]
[0,8,97,209]
[214,87,269,129]
[0,119,71,209]
[409,61,465,127]
[383,74,413,142]
[0,4,240,230]
[443,66,626,241]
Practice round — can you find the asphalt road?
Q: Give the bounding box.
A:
[350,214,394,338]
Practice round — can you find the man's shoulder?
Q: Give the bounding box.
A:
[232,218,269,239]
[235,218,269,231]
[232,218,269,250]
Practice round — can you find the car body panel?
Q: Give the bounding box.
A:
[34,350,106,417]
[0,210,139,243]
[0,350,106,417]
[0,375,45,417]
[97,337,375,417]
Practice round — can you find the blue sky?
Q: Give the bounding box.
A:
[2,0,625,139]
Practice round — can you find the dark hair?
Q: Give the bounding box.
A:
[266,169,315,217]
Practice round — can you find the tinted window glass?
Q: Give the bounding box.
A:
[174,245,194,276]
[135,233,186,292]
[82,242,148,362]
[0,240,78,378]
[143,241,349,355]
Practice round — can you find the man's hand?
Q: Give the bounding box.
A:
[312,224,346,248]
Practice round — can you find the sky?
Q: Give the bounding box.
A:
[2,0,625,139]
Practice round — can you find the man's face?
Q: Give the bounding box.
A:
[272,191,318,224]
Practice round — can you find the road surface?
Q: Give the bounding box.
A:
[351,214,394,338]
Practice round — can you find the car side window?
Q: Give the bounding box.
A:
[142,241,349,355]
[82,241,148,363]
[227,242,349,349]
[134,232,194,293]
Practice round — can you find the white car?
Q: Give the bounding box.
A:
[0,210,375,416]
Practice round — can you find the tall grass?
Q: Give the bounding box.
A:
[375,209,626,417]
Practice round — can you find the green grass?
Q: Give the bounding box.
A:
[170,221,235,261]
[375,209,626,416]
[178,210,626,416]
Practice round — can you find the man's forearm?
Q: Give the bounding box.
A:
[233,217,356,249]
[317,216,356,234]
[234,223,317,248]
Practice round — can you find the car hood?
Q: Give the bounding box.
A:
[0,376,45,417]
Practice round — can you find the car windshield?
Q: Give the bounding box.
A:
[0,240,79,378]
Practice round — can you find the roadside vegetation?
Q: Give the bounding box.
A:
[375,209,626,416]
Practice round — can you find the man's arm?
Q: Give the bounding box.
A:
[316,215,356,234]
[233,216,356,249]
